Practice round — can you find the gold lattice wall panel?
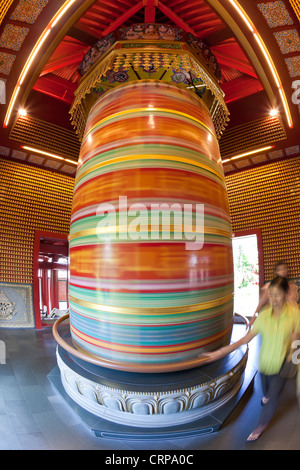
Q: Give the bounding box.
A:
[225,156,300,281]
[9,115,81,160]
[219,116,286,159]
[0,158,75,283]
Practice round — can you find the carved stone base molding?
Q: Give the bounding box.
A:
[55,336,249,428]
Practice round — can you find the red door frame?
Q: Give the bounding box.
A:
[232,228,265,289]
[33,230,69,329]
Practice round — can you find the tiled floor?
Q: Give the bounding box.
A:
[1,325,300,450]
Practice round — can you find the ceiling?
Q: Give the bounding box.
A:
[0,0,300,175]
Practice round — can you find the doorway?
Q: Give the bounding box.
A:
[33,230,69,329]
[232,229,264,319]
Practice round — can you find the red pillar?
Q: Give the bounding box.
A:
[51,268,60,310]
[42,268,51,316]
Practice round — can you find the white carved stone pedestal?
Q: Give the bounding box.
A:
[48,325,257,438]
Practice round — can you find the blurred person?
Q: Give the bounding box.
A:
[201,276,300,442]
[249,260,298,326]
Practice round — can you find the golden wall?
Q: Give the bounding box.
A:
[0,155,299,286]
[226,155,300,281]
[0,157,74,283]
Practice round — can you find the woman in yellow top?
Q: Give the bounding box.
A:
[249,260,299,326]
[204,275,300,442]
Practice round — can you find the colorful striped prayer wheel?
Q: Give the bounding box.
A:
[69,80,234,372]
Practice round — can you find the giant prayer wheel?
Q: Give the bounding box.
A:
[68,24,233,372]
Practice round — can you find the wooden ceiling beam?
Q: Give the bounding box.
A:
[33,75,77,104]
[203,26,233,47]
[157,1,198,35]
[212,50,258,78]
[68,26,99,45]
[91,3,123,17]
[40,50,87,76]
[174,3,210,16]
[84,10,116,22]
[197,25,228,37]
[188,17,223,28]
[144,0,157,23]
[222,76,264,103]
[101,0,144,36]
[80,16,112,27]
[72,22,104,38]
[163,0,190,9]
[103,0,137,9]
[180,11,217,21]
[92,0,128,11]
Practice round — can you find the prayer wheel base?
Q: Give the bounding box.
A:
[48,325,255,437]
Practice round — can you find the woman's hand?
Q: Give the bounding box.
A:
[248,314,257,327]
[198,348,226,363]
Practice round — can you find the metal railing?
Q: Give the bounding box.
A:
[52,312,249,373]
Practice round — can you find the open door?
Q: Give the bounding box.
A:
[33,230,69,329]
[232,229,264,319]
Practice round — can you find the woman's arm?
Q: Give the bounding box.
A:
[199,328,258,363]
[249,286,269,326]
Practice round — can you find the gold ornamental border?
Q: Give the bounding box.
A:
[69,42,230,141]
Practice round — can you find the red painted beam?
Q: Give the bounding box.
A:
[80,16,112,28]
[73,22,104,39]
[203,27,233,47]
[212,50,258,78]
[164,0,189,9]
[91,3,121,18]
[188,17,223,28]
[144,0,157,22]
[222,76,263,103]
[107,0,133,7]
[33,75,77,104]
[91,0,128,13]
[40,49,87,76]
[84,10,116,23]
[157,1,198,36]
[101,0,144,36]
[194,25,226,40]
[174,3,213,16]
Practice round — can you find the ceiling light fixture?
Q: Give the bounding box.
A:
[3,86,20,128]
[22,146,64,160]
[222,145,274,163]
[18,108,27,117]
[3,0,78,128]
[21,145,78,165]
[228,0,293,129]
[64,158,79,165]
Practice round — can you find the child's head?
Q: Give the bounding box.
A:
[274,260,289,278]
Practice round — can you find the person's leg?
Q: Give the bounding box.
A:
[247,373,286,441]
[260,373,269,404]
[259,373,286,427]
[260,373,271,404]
